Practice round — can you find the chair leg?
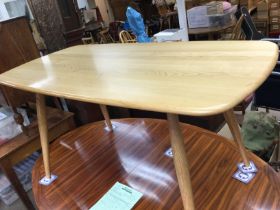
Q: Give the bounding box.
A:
[0,159,35,210]
[160,18,163,31]
[167,17,171,29]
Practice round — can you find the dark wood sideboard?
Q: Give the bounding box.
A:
[0,16,39,130]
[0,16,39,106]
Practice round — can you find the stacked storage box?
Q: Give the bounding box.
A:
[270,0,280,32]
[258,0,269,19]
[240,0,249,8]
[252,0,269,36]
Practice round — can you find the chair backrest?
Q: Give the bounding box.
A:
[99,28,114,44]
[154,0,172,16]
[119,30,136,43]
[82,36,94,45]
[231,15,245,40]
[240,7,264,40]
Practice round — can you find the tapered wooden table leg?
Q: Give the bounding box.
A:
[224,109,250,166]
[36,94,51,179]
[167,114,195,210]
[99,104,113,130]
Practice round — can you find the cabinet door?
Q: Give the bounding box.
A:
[57,0,80,31]
[108,0,130,21]
[0,17,38,107]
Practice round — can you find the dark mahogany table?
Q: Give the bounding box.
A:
[32,119,280,210]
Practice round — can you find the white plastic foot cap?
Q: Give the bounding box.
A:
[39,174,58,186]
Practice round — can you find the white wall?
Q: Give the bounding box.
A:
[0,0,33,21]
[77,0,89,9]
[0,2,10,20]
[77,0,96,9]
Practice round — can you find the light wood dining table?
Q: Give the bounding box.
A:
[0,41,278,210]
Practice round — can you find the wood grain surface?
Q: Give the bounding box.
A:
[0,16,39,107]
[0,41,278,116]
[27,0,66,52]
[32,118,280,210]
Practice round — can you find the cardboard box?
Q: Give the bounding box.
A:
[254,20,268,28]
[270,23,280,31]
[229,0,239,5]
[270,16,280,23]
[240,0,248,6]
[270,0,280,9]
[258,10,269,19]
[258,0,268,11]
[270,8,280,16]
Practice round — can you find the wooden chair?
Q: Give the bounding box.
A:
[154,0,178,30]
[98,28,115,44]
[119,30,136,43]
[234,94,254,115]
[230,14,253,114]
[230,15,245,40]
[220,14,245,40]
[82,36,95,45]
[239,7,280,112]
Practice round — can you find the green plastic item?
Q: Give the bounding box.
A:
[241,111,279,151]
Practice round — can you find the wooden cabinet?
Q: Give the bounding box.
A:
[0,16,39,108]
[27,0,84,52]
[108,0,131,20]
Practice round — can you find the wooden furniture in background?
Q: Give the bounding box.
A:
[253,17,268,36]
[0,41,278,210]
[155,0,178,30]
[220,15,245,40]
[119,30,136,43]
[231,15,245,40]
[234,94,254,115]
[252,5,268,37]
[126,108,225,132]
[27,0,83,52]
[268,0,280,34]
[98,28,115,43]
[0,104,75,210]
[82,36,95,44]
[0,16,39,132]
[107,0,130,20]
[32,119,280,209]
[83,7,103,42]
[63,27,85,47]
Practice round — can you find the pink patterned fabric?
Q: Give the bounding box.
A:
[223,1,232,10]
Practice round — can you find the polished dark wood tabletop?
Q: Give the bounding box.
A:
[32,118,280,210]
